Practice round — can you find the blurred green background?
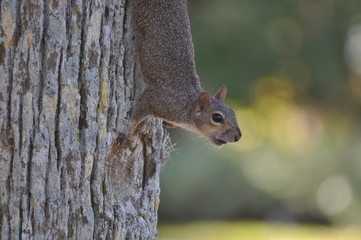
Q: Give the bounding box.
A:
[158,0,361,233]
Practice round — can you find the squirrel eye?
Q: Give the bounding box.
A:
[212,113,224,123]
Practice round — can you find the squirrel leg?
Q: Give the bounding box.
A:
[162,121,176,128]
[128,118,142,137]
[128,90,154,137]
[128,110,148,137]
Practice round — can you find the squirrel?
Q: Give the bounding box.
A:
[130,0,241,146]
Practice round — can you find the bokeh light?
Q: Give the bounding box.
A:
[264,17,304,56]
[241,150,293,194]
[345,24,361,74]
[316,175,352,216]
[234,108,265,152]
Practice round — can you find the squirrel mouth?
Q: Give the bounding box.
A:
[213,139,227,146]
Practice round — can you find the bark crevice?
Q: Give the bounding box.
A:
[55,49,63,171]
[38,0,48,125]
[77,0,89,192]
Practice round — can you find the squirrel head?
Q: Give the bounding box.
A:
[192,85,242,146]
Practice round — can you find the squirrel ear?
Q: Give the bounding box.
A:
[194,92,211,113]
[214,85,227,102]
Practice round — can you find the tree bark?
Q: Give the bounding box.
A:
[0,0,167,239]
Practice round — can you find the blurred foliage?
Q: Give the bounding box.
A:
[159,0,361,227]
[158,221,361,240]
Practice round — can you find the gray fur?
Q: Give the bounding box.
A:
[131,0,241,145]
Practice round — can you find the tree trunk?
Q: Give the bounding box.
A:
[0,0,167,239]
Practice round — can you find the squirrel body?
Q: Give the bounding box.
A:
[131,0,241,146]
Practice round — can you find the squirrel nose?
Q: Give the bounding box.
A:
[234,127,242,142]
